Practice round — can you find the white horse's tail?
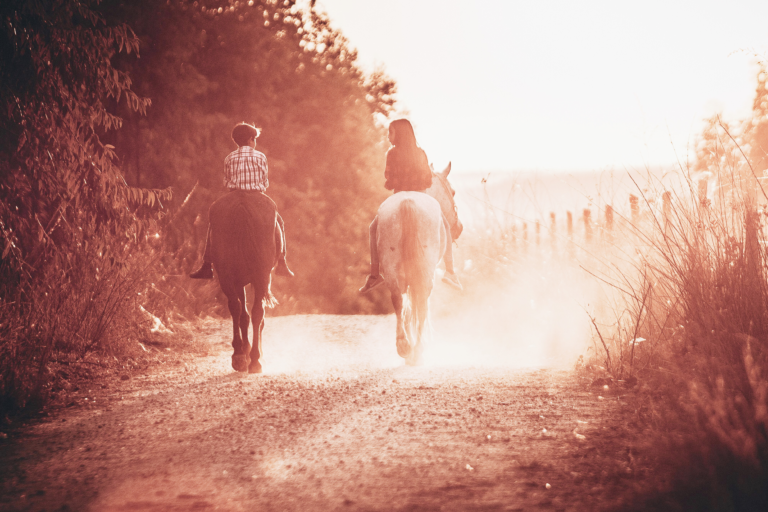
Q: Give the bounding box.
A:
[399,198,429,287]
[399,199,431,357]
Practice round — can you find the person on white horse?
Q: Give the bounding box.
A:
[359,118,462,293]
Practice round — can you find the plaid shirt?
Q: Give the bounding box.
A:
[224,146,269,192]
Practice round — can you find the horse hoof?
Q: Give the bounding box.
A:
[232,355,249,372]
[248,364,263,374]
[396,336,411,358]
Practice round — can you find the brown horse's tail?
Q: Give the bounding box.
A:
[263,287,278,309]
[209,191,277,309]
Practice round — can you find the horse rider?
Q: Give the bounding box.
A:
[359,118,462,293]
[189,122,294,279]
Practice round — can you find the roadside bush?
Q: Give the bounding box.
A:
[0,0,172,411]
[0,239,162,410]
[595,69,768,510]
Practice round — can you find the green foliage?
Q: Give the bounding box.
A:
[0,0,170,409]
[105,0,395,314]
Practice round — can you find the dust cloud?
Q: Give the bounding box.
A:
[421,171,619,370]
[427,262,597,370]
[256,315,404,375]
[249,259,597,375]
[244,172,616,374]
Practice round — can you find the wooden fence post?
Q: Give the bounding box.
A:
[604,205,613,242]
[535,220,541,248]
[522,222,528,253]
[550,212,556,251]
[583,209,592,244]
[567,211,574,257]
[698,178,708,208]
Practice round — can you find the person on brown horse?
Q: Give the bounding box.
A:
[359,118,462,293]
[189,122,294,279]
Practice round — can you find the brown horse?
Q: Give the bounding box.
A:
[209,190,278,374]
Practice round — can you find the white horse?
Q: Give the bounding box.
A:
[377,163,462,365]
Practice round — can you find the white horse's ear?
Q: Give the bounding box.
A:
[441,162,452,178]
[430,163,435,172]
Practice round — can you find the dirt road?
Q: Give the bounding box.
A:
[0,315,643,511]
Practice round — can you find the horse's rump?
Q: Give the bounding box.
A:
[378,192,443,293]
[398,199,432,293]
[377,193,442,364]
[209,190,276,298]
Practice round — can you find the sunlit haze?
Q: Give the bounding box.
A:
[318,0,768,173]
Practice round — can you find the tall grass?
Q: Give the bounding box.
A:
[0,238,163,410]
[455,85,768,505]
[589,106,768,508]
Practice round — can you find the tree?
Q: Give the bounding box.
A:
[107,0,397,313]
[0,0,171,289]
[0,0,169,409]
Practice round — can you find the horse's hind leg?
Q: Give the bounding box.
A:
[391,289,410,358]
[248,299,265,374]
[407,289,429,366]
[239,287,252,365]
[230,288,249,373]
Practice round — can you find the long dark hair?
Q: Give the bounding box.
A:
[390,119,428,174]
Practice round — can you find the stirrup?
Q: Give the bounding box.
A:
[359,274,384,293]
[442,272,462,290]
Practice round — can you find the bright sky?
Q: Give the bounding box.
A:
[317,0,768,173]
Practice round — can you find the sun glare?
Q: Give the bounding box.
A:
[318,0,768,173]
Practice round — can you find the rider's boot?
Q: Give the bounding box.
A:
[359,273,384,293]
[442,271,462,291]
[360,262,384,293]
[189,262,214,279]
[275,258,294,277]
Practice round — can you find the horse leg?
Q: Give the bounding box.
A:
[248,299,265,374]
[407,289,429,366]
[238,287,252,367]
[229,291,248,372]
[391,289,410,358]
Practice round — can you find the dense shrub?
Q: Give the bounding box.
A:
[0,0,174,409]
